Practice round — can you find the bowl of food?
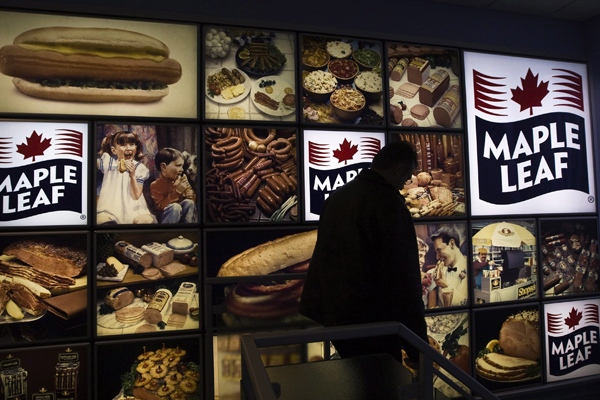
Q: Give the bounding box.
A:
[303,70,338,102]
[302,48,330,71]
[327,58,359,85]
[330,87,366,121]
[352,48,381,70]
[326,40,353,59]
[205,28,232,59]
[354,70,383,104]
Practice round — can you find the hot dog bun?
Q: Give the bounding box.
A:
[217,230,317,277]
[11,78,169,103]
[13,26,171,59]
[0,27,182,103]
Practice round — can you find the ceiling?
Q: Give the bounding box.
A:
[431,0,600,21]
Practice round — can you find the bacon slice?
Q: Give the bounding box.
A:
[254,91,279,110]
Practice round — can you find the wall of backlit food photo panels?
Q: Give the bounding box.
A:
[0,7,598,400]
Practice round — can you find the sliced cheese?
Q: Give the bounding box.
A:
[106,256,125,273]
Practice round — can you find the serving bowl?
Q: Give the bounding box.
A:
[327,58,359,85]
[303,70,337,102]
[326,40,353,59]
[164,236,198,255]
[302,48,330,71]
[352,48,381,70]
[330,87,366,121]
[205,28,232,59]
[354,70,383,104]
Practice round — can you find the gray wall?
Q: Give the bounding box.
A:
[12,0,589,58]
[10,0,600,197]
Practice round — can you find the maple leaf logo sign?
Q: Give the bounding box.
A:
[333,138,358,165]
[564,307,583,330]
[17,130,51,162]
[511,68,549,115]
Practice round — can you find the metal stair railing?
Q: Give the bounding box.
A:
[240,321,500,400]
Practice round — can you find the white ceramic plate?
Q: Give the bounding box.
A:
[206,68,252,104]
[0,309,46,324]
[251,76,295,116]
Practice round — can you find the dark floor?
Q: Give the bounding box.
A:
[496,376,600,400]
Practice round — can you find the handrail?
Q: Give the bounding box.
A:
[240,322,501,400]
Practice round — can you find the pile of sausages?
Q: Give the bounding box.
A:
[206,127,297,222]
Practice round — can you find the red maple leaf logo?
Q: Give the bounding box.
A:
[333,138,358,165]
[511,68,549,115]
[17,130,51,162]
[564,307,583,330]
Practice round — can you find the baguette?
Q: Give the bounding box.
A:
[217,230,317,277]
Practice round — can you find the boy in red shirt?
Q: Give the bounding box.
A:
[150,147,197,223]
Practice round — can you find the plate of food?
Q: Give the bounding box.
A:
[96,261,129,282]
[426,312,463,336]
[475,310,542,383]
[236,42,287,76]
[0,268,48,324]
[206,67,251,104]
[0,300,46,325]
[251,76,295,116]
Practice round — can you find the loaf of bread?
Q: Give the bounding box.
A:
[105,287,134,310]
[217,230,318,277]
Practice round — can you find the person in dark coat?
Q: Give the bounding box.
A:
[299,140,428,366]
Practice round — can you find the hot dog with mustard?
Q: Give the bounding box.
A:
[0,26,182,102]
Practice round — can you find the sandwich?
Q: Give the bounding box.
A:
[0,26,182,102]
[217,230,317,321]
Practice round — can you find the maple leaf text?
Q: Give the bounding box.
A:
[481,120,581,193]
